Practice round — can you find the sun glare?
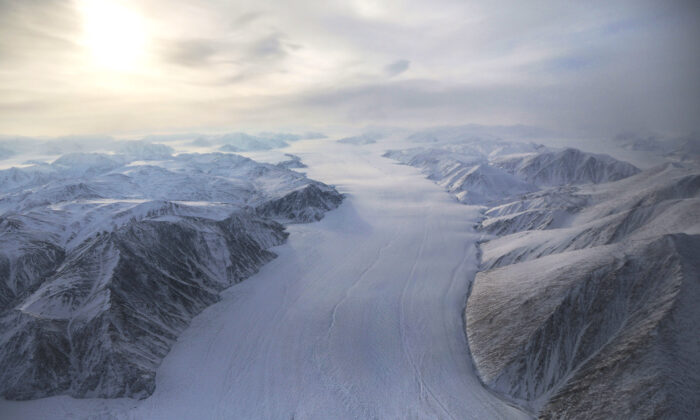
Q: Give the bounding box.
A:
[79,0,148,71]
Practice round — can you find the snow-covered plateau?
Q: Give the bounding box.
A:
[0,128,698,419]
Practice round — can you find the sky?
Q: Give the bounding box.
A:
[0,0,699,138]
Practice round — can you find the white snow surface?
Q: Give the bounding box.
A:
[0,139,528,419]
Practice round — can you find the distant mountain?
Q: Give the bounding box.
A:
[492,147,640,186]
[0,145,15,160]
[276,153,308,169]
[0,132,326,164]
[613,131,700,163]
[337,132,384,145]
[116,141,174,160]
[405,124,552,144]
[384,141,635,205]
[196,131,323,152]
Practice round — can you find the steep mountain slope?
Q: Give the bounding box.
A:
[385,136,699,419]
[0,151,342,401]
[470,163,700,419]
[468,234,700,419]
[479,163,700,269]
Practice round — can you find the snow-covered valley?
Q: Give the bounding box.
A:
[0,138,529,419]
[2,0,698,417]
[1,130,698,419]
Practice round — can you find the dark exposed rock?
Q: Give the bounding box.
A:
[0,214,290,400]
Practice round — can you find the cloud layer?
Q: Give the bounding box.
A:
[0,0,698,138]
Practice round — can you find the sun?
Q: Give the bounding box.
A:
[78,0,148,71]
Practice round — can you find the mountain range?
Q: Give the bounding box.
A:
[386,134,700,419]
[0,148,342,400]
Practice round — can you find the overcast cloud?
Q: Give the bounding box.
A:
[0,0,698,138]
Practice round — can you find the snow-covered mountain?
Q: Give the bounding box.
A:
[0,131,326,169]
[0,145,15,161]
[384,140,637,205]
[492,147,639,186]
[196,132,315,151]
[613,132,700,163]
[3,126,697,418]
[0,150,342,401]
[385,136,700,419]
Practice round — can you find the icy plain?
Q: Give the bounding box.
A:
[0,138,528,419]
